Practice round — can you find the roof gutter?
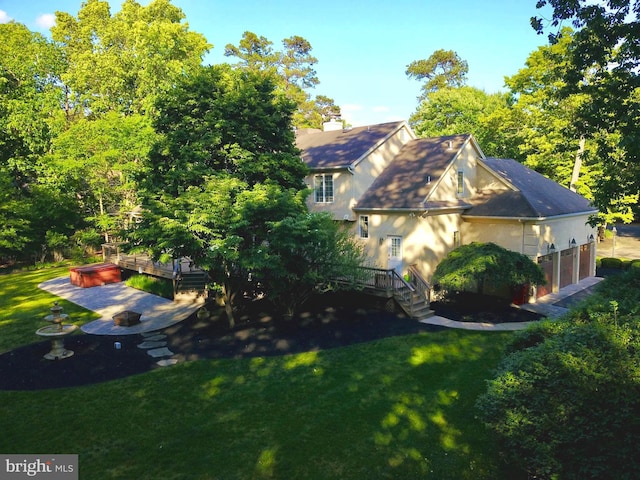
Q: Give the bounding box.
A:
[353,205,467,214]
[462,208,599,223]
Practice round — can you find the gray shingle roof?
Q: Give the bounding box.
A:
[295,121,405,169]
[355,135,472,210]
[466,158,597,218]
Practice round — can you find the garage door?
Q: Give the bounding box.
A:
[579,244,592,280]
[560,249,574,288]
[537,254,554,297]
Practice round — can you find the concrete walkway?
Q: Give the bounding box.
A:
[420,276,603,331]
[38,276,201,335]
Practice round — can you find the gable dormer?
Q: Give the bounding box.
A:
[296,121,414,220]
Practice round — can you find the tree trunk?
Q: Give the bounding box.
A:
[570,136,585,192]
[222,282,236,329]
[98,193,109,243]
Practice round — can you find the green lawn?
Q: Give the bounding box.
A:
[0,268,523,479]
[0,266,99,354]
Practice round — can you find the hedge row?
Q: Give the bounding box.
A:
[597,257,640,269]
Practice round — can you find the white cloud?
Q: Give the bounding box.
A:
[0,10,12,23]
[372,106,390,113]
[36,13,56,29]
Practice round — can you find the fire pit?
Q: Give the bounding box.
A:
[113,310,142,327]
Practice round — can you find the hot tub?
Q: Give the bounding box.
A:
[70,263,122,288]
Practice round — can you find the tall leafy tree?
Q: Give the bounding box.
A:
[409,86,510,155]
[0,23,79,262]
[532,0,640,219]
[47,112,157,242]
[0,22,65,189]
[143,64,307,195]
[51,0,210,116]
[225,31,340,128]
[406,49,469,100]
[134,65,309,326]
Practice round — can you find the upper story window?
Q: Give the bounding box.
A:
[314,174,334,203]
[359,215,369,239]
[457,171,464,195]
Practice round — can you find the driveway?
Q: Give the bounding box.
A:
[600,224,640,259]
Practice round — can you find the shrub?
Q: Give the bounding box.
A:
[432,242,545,297]
[478,270,640,479]
[599,257,623,269]
[478,320,640,479]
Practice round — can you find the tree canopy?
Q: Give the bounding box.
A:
[406,49,469,100]
[225,31,341,128]
[532,0,640,219]
[51,0,211,117]
[142,64,307,196]
[133,63,361,326]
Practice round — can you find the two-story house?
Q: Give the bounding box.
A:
[296,120,598,301]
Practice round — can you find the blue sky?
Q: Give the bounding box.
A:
[1,0,553,126]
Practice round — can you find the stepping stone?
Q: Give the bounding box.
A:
[156,358,179,367]
[141,330,162,338]
[140,334,167,342]
[137,340,167,349]
[147,347,174,358]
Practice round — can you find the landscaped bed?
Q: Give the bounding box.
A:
[430,292,544,324]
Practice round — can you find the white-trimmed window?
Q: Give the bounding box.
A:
[457,171,464,195]
[359,215,369,239]
[314,174,334,203]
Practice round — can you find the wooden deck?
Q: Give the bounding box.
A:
[102,244,432,318]
[102,244,207,297]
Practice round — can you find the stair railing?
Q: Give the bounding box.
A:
[407,264,431,306]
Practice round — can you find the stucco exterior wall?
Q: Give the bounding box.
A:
[462,215,597,259]
[355,211,463,280]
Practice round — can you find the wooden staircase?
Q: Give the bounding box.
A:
[394,284,434,320]
[392,266,435,320]
[173,271,208,303]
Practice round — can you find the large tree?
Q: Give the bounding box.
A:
[502,26,634,224]
[0,23,81,262]
[142,64,307,195]
[134,65,309,326]
[532,0,640,219]
[406,49,469,100]
[51,0,210,117]
[225,31,341,128]
[47,112,157,242]
[409,86,510,155]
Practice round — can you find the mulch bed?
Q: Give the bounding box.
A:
[0,292,540,391]
[430,292,544,324]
